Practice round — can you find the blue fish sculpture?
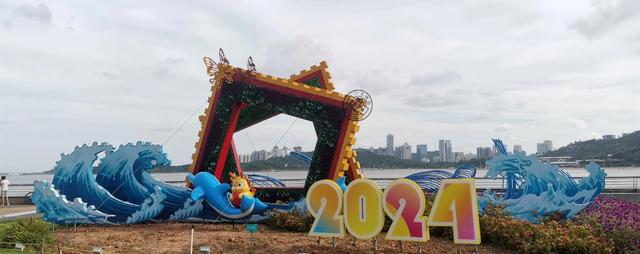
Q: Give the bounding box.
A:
[187,172,268,220]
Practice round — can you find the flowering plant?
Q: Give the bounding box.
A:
[576,196,640,253]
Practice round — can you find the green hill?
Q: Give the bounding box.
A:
[545,130,640,166]
[240,156,308,171]
[355,149,431,168]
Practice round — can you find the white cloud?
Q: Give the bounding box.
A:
[569,117,588,128]
[0,2,52,28]
[494,123,514,133]
[569,0,640,38]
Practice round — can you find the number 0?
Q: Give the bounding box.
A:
[343,179,384,239]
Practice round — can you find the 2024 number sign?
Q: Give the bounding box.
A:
[305,178,481,244]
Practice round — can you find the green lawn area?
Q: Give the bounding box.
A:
[0,249,41,254]
[0,220,14,235]
[0,221,36,254]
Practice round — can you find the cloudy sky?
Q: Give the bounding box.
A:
[1,0,639,173]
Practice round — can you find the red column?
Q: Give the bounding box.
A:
[214,102,244,179]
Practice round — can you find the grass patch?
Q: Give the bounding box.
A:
[0,249,41,254]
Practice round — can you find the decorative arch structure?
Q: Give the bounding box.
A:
[188,59,364,201]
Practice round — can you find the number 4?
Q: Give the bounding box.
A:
[428,179,481,244]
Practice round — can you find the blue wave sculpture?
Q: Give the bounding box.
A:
[95,142,191,219]
[478,139,606,223]
[405,164,477,192]
[49,142,166,223]
[247,174,286,187]
[169,198,204,221]
[32,180,114,224]
[289,151,312,167]
[34,142,301,224]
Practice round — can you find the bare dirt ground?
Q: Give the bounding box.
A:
[53,222,508,254]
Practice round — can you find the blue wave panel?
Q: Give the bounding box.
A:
[95,142,169,204]
[51,142,165,223]
[169,198,204,221]
[32,180,114,224]
[289,151,312,168]
[247,174,286,188]
[136,164,192,218]
[94,141,191,218]
[479,143,607,223]
[405,164,477,193]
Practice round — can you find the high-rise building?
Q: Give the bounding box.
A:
[438,140,453,162]
[445,140,453,162]
[427,151,439,162]
[484,147,493,158]
[439,140,452,162]
[513,145,523,154]
[477,147,494,159]
[386,134,394,156]
[271,146,289,157]
[242,154,251,163]
[536,140,553,155]
[251,150,270,161]
[395,143,412,160]
[544,140,553,151]
[416,144,428,159]
[454,152,465,162]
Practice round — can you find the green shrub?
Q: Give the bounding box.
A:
[480,204,614,254]
[265,209,314,232]
[0,218,52,247]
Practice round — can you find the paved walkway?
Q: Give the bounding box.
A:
[0,205,35,216]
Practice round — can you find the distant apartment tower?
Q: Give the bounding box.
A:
[395,143,412,160]
[602,135,616,140]
[439,139,453,162]
[513,145,523,154]
[416,144,428,159]
[476,147,493,159]
[293,146,302,153]
[386,134,394,156]
[439,140,446,162]
[238,154,251,163]
[251,150,270,161]
[271,146,289,157]
[454,152,465,162]
[536,140,553,155]
[446,141,453,162]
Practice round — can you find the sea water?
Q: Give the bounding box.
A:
[5,167,640,197]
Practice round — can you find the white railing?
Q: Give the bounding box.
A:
[7,176,639,198]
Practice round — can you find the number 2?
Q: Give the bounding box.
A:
[306,180,345,237]
[383,179,429,242]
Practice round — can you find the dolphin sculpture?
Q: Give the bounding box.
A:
[187,172,268,220]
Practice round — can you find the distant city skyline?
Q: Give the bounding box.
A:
[234,131,626,164]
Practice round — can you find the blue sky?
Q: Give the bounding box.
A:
[1,0,639,172]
